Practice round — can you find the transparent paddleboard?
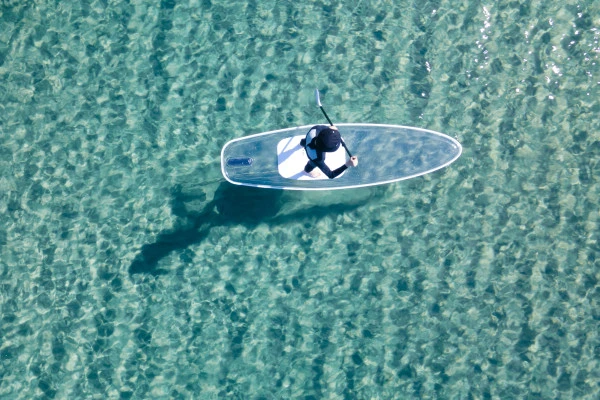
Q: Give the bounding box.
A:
[221,124,462,190]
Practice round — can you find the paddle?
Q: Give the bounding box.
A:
[314,89,353,157]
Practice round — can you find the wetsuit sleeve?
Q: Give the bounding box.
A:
[315,159,348,179]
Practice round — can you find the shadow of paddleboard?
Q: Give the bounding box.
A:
[129,182,381,276]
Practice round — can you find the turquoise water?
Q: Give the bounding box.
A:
[1,0,599,398]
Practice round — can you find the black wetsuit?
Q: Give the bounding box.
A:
[303,125,348,179]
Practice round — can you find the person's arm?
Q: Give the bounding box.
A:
[315,156,358,179]
[315,159,348,179]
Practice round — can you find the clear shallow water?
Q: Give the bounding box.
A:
[0,0,599,398]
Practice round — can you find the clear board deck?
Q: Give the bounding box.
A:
[221,124,462,190]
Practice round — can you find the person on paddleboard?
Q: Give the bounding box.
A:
[300,125,359,179]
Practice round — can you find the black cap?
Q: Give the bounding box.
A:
[318,128,341,152]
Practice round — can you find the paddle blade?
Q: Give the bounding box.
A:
[315,89,322,107]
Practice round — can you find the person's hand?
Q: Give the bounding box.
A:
[345,156,358,167]
[330,125,338,130]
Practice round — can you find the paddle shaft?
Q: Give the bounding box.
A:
[318,105,353,158]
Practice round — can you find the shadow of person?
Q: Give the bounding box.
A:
[129,181,380,276]
[129,182,283,275]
